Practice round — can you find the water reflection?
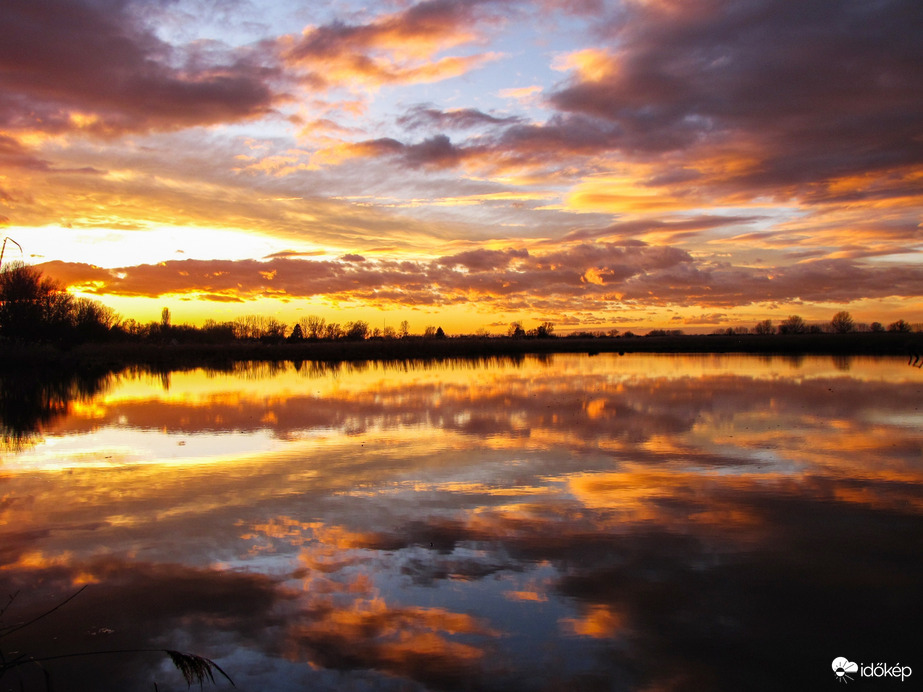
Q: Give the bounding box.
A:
[0,366,114,452]
[0,355,920,691]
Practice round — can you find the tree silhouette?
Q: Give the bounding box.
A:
[0,263,71,341]
[534,321,555,338]
[887,319,911,332]
[778,315,806,334]
[754,319,774,335]
[830,311,855,334]
[288,323,305,341]
[344,320,369,340]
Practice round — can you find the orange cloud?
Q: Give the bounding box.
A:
[283,1,505,90]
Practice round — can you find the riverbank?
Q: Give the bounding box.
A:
[1,332,921,370]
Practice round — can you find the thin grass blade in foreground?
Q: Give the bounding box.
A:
[166,650,235,688]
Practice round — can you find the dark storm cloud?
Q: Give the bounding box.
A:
[0,0,279,135]
[547,0,923,192]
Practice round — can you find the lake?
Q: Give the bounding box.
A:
[1,353,920,691]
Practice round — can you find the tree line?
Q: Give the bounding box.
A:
[0,263,436,345]
[727,311,917,336]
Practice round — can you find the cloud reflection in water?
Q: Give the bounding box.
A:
[0,354,920,691]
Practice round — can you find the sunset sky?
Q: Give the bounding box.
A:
[1,0,921,333]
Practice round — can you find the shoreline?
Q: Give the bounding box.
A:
[2,332,921,370]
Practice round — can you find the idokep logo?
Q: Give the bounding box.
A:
[832,658,858,683]
[832,657,913,683]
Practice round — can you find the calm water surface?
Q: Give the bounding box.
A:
[1,354,921,691]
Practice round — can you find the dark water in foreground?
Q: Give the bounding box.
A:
[1,354,920,691]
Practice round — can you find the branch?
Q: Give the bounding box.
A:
[0,585,88,640]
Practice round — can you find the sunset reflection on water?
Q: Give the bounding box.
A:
[1,354,920,691]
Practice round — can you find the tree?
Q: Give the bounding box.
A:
[398,320,410,338]
[0,262,73,341]
[778,315,806,334]
[535,321,555,338]
[344,320,369,340]
[288,323,305,341]
[323,322,343,340]
[870,321,885,332]
[423,325,437,338]
[161,307,171,328]
[507,321,525,338]
[887,319,911,332]
[754,319,774,335]
[233,314,286,341]
[71,297,120,341]
[434,326,446,339]
[301,315,326,340]
[830,311,855,334]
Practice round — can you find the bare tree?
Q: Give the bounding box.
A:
[0,262,73,341]
[778,315,806,334]
[301,315,326,340]
[534,321,555,338]
[830,311,855,334]
[754,319,774,335]
[233,314,285,341]
[323,322,343,340]
[344,320,369,340]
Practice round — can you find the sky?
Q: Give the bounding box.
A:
[1,0,921,334]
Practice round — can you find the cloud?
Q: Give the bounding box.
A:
[543,0,923,199]
[437,247,530,272]
[398,105,522,130]
[282,0,506,90]
[317,133,478,170]
[352,1,923,209]
[832,658,859,674]
[39,237,923,314]
[0,0,279,136]
[0,135,53,171]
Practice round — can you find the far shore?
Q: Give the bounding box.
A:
[2,332,921,371]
